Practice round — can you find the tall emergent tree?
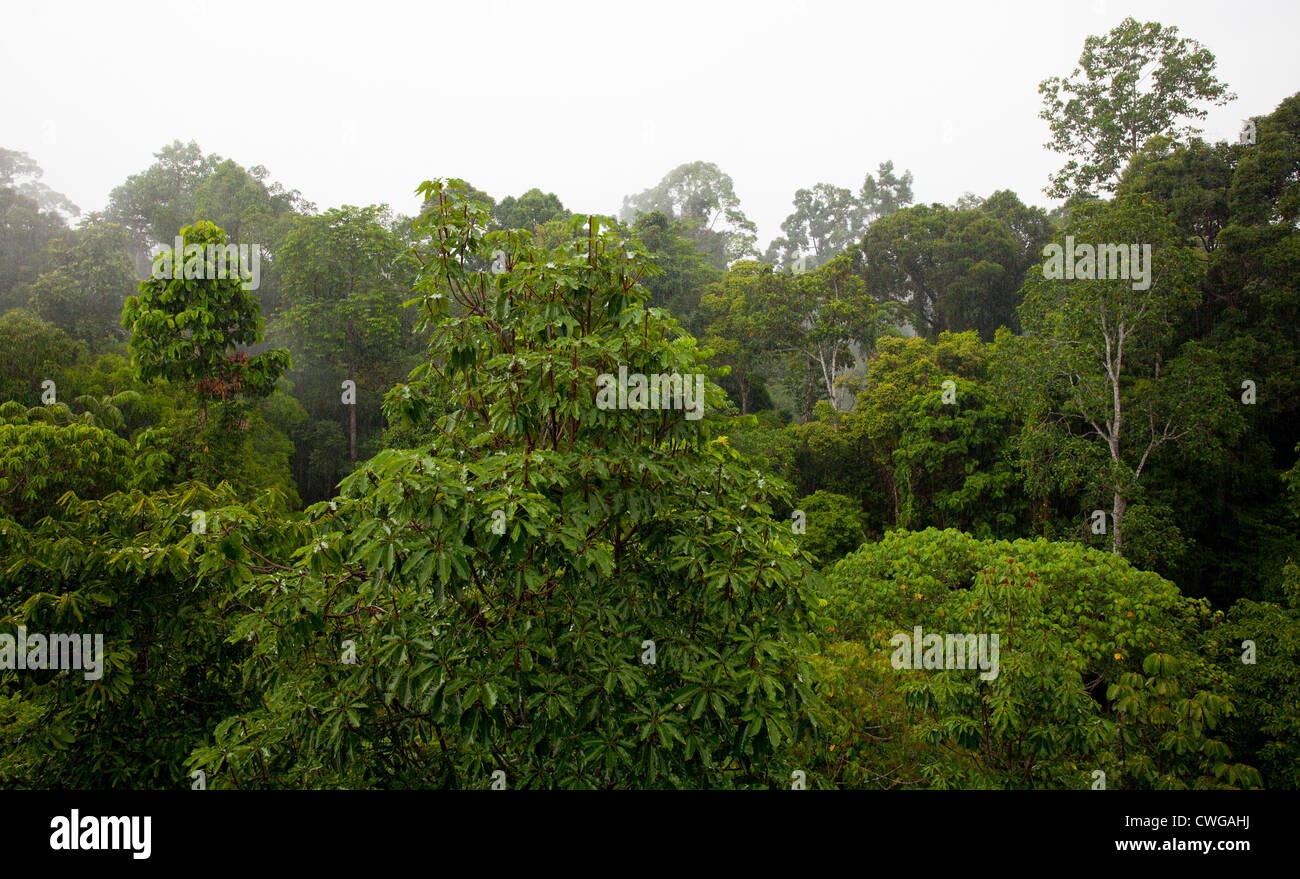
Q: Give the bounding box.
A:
[274,205,415,463]
[190,179,816,789]
[1040,17,1235,200]
[1001,194,1242,555]
[769,182,861,268]
[766,161,915,268]
[860,199,1031,340]
[107,141,222,259]
[0,148,79,219]
[620,161,759,265]
[107,141,309,280]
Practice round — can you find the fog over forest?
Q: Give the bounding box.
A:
[0,1,1297,850]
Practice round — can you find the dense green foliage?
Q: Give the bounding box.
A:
[1,15,1296,790]
[188,183,816,788]
[0,483,302,787]
[812,529,1260,789]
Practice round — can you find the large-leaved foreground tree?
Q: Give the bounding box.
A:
[191,180,817,788]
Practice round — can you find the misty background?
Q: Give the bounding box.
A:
[5,0,1298,243]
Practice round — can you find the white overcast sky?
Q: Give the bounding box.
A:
[3,0,1297,246]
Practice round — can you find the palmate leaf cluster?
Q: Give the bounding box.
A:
[190,180,819,789]
[0,402,132,526]
[0,482,304,788]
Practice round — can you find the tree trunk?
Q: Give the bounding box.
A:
[1108,326,1124,554]
[347,329,357,464]
[817,349,839,410]
[884,460,900,524]
[1111,489,1126,555]
[804,358,816,423]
